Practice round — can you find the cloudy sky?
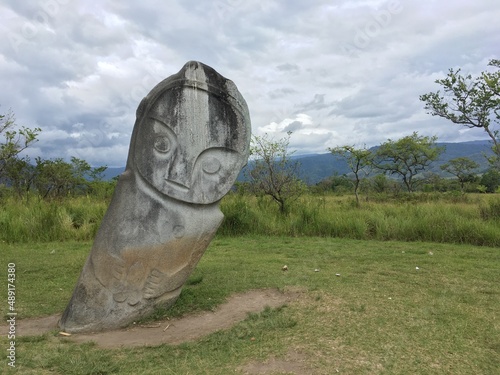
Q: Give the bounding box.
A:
[1,0,499,167]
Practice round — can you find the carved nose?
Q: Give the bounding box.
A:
[165,153,193,190]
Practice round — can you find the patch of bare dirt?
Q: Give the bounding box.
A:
[4,288,298,349]
[238,350,310,375]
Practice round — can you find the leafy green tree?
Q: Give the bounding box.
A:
[328,145,372,205]
[420,59,500,168]
[0,108,41,184]
[247,132,305,214]
[369,174,390,194]
[70,157,108,197]
[313,174,352,194]
[69,157,107,194]
[440,157,479,193]
[479,168,500,193]
[0,108,110,199]
[420,172,445,193]
[373,132,444,193]
[34,157,108,198]
[2,156,36,197]
[34,158,74,198]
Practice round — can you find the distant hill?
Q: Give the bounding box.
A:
[239,139,494,185]
[102,166,125,180]
[429,140,494,175]
[434,140,493,165]
[101,140,494,184]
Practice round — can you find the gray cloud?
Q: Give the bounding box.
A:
[277,63,300,72]
[267,87,297,99]
[284,121,304,132]
[0,0,499,166]
[297,94,332,113]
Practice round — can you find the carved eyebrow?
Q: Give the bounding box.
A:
[195,147,241,165]
[150,117,178,139]
[150,118,178,147]
[149,116,171,128]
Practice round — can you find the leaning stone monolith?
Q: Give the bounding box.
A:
[59,61,251,333]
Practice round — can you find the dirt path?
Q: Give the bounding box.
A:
[4,288,296,349]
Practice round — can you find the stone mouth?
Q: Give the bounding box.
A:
[164,179,190,192]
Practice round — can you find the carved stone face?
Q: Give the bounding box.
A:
[132,62,250,204]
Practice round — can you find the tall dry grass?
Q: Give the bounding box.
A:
[1,192,499,246]
[220,193,500,246]
[0,195,107,243]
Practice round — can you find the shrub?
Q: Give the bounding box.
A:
[480,198,500,221]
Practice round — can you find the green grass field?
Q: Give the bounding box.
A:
[2,236,499,374]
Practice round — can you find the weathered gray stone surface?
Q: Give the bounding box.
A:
[59,61,251,333]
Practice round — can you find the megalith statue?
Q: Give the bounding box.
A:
[59,61,251,333]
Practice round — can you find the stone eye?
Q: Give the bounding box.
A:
[154,135,171,153]
[202,157,221,174]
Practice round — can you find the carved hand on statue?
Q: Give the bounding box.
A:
[143,269,163,299]
[115,261,148,305]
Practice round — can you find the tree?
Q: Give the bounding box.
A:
[328,145,372,205]
[0,108,41,182]
[440,157,479,193]
[34,157,108,198]
[420,59,500,168]
[479,168,500,193]
[2,156,36,197]
[247,132,305,214]
[34,158,74,198]
[369,174,390,194]
[313,174,352,194]
[373,132,444,192]
[421,172,448,193]
[69,156,108,194]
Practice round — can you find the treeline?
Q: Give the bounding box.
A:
[311,170,500,196]
[1,110,499,207]
[242,131,500,215]
[0,155,115,199]
[0,109,115,199]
